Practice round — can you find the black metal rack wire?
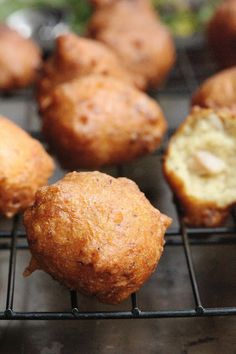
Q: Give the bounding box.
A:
[0,39,236,321]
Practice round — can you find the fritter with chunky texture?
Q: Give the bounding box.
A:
[192,67,236,111]
[42,75,167,169]
[24,171,172,304]
[37,33,134,111]
[0,25,41,91]
[164,107,236,227]
[88,0,175,90]
[0,116,54,217]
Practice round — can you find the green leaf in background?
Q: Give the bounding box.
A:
[0,0,65,21]
[66,0,92,33]
[153,0,221,37]
[0,0,92,33]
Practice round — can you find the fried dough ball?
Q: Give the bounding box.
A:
[24,171,172,304]
[164,107,236,227]
[42,75,167,169]
[88,0,175,90]
[0,116,54,217]
[192,68,236,111]
[37,33,134,111]
[0,25,41,91]
[208,0,236,68]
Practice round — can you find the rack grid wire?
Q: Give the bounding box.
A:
[0,40,236,321]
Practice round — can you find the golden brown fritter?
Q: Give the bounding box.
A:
[163,107,236,227]
[0,116,54,217]
[37,33,134,111]
[208,0,236,68]
[41,75,167,169]
[24,171,172,304]
[192,68,236,111]
[0,25,41,91]
[88,0,175,90]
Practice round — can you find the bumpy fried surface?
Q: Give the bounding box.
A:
[208,0,236,68]
[37,33,134,111]
[88,0,175,90]
[192,68,236,111]
[0,25,41,91]
[0,116,54,217]
[42,75,167,169]
[163,107,236,227]
[24,171,171,304]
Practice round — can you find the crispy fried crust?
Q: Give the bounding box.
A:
[208,0,236,68]
[163,107,236,227]
[0,116,54,217]
[88,0,175,90]
[24,171,172,304]
[192,68,236,111]
[0,25,41,90]
[41,75,167,169]
[37,33,135,111]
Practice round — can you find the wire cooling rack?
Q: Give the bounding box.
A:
[0,38,236,320]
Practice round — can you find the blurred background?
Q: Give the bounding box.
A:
[1,0,220,41]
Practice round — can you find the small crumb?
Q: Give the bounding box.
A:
[114,212,123,224]
[130,132,138,143]
[79,115,88,125]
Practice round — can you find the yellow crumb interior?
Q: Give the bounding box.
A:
[166,112,236,207]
